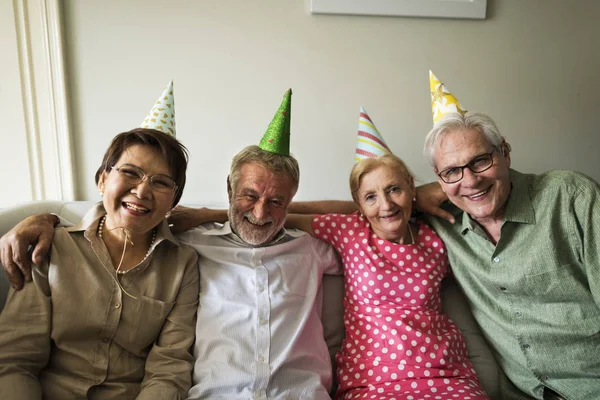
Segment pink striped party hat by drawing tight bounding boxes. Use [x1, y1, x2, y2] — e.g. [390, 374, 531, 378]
[355, 106, 392, 163]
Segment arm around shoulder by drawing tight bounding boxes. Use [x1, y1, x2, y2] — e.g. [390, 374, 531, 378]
[288, 200, 357, 215]
[0, 212, 59, 290]
[285, 214, 316, 236]
[168, 206, 228, 234]
[286, 201, 358, 236]
[415, 182, 455, 224]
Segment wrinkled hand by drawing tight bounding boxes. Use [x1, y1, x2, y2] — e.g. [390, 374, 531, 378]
[167, 206, 228, 234]
[0, 213, 58, 289]
[414, 182, 455, 223]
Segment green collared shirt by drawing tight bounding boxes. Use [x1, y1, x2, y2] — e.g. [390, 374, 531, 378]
[426, 169, 600, 400]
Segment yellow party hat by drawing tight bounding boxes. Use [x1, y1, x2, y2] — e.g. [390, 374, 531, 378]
[429, 70, 467, 124]
[140, 80, 176, 136]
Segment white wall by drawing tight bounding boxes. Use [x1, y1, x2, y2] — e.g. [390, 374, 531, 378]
[18, 0, 600, 207]
[1, 0, 74, 209]
[0, 1, 32, 206]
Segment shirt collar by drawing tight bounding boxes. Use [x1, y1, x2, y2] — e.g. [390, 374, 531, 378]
[201, 221, 305, 246]
[460, 168, 535, 234]
[68, 202, 180, 249]
[502, 168, 535, 224]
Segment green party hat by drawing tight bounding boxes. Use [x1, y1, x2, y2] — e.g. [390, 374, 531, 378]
[258, 89, 292, 156]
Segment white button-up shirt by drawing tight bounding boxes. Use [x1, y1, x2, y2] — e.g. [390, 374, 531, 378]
[178, 222, 342, 400]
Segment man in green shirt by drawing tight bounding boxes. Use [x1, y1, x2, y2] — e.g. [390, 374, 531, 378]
[422, 111, 600, 400]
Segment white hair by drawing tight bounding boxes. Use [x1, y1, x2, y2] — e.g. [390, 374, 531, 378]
[423, 112, 505, 169]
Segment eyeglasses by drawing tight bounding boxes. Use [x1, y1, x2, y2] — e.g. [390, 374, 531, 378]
[437, 149, 497, 184]
[111, 164, 178, 193]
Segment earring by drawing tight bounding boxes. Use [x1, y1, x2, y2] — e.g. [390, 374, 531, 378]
[413, 197, 416, 201]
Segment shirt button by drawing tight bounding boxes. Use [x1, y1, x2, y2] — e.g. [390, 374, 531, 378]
[515, 311, 522, 317]
[493, 257, 500, 263]
[523, 344, 530, 349]
[258, 286, 265, 293]
[259, 318, 267, 325]
[114, 303, 121, 309]
[257, 356, 265, 363]
[540, 375, 548, 381]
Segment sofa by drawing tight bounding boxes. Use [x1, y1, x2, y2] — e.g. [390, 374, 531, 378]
[0, 200, 503, 398]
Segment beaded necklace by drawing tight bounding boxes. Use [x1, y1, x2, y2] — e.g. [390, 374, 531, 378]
[97, 215, 156, 274]
[97, 215, 156, 300]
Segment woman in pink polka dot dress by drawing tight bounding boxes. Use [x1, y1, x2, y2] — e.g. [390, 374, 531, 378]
[287, 155, 489, 400]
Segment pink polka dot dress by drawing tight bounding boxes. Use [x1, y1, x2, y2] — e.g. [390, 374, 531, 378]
[313, 212, 489, 400]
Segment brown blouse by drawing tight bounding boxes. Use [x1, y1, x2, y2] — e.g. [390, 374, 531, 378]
[0, 204, 199, 399]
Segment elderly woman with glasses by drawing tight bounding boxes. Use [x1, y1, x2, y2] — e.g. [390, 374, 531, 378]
[0, 128, 199, 399]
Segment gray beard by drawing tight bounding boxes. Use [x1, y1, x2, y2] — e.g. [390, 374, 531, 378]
[227, 204, 285, 246]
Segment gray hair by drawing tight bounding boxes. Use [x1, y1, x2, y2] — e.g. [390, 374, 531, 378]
[423, 112, 504, 169]
[229, 145, 300, 195]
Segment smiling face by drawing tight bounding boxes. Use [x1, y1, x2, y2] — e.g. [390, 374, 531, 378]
[433, 128, 511, 225]
[98, 144, 175, 241]
[355, 164, 416, 243]
[227, 162, 295, 246]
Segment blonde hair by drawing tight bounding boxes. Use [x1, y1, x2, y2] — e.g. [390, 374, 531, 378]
[349, 154, 414, 202]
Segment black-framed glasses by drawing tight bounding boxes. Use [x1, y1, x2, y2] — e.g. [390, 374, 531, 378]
[437, 148, 497, 184]
[111, 164, 177, 193]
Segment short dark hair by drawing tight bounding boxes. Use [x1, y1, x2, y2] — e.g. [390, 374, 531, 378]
[95, 128, 189, 206]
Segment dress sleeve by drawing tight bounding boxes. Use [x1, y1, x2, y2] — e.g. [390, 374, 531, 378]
[0, 262, 52, 399]
[137, 249, 199, 400]
[312, 212, 359, 249]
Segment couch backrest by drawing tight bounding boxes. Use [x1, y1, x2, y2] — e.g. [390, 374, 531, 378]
[0, 200, 502, 398]
[0, 201, 100, 310]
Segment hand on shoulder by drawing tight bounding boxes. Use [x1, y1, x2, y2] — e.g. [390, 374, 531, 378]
[0, 213, 58, 289]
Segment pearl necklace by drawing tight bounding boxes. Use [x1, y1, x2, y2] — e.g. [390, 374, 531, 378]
[97, 215, 156, 275]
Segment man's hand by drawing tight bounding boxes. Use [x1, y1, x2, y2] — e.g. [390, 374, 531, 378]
[0, 213, 58, 289]
[414, 182, 455, 223]
[168, 206, 228, 234]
